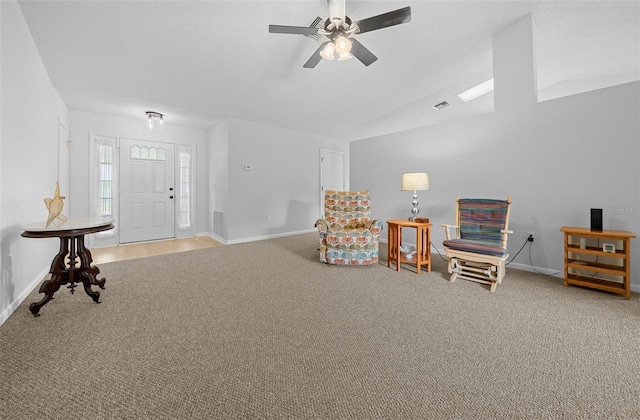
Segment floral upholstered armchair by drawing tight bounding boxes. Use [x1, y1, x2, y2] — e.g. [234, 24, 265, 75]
[315, 190, 383, 266]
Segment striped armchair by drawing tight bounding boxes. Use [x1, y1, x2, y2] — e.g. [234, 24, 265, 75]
[442, 196, 513, 292]
[315, 190, 383, 266]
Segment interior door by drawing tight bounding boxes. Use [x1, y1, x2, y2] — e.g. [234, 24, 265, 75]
[119, 138, 175, 243]
[320, 149, 346, 218]
[57, 121, 69, 210]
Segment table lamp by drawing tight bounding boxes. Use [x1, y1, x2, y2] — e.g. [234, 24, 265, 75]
[401, 172, 430, 221]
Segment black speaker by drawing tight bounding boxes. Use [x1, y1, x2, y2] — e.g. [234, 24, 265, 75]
[590, 208, 603, 232]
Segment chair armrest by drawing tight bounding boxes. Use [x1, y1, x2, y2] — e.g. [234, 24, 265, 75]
[441, 224, 458, 241]
[367, 220, 383, 237]
[315, 219, 329, 233]
[499, 229, 513, 249]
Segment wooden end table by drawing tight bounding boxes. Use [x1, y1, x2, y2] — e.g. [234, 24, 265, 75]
[560, 226, 635, 300]
[22, 217, 114, 316]
[387, 219, 432, 274]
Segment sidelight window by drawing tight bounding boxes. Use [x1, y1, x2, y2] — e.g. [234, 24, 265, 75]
[177, 146, 192, 231]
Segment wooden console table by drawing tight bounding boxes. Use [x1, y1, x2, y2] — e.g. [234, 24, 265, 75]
[22, 217, 114, 316]
[387, 219, 432, 274]
[560, 226, 635, 300]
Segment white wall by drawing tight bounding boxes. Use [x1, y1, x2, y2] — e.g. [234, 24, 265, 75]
[214, 118, 349, 243]
[1, 1, 69, 323]
[352, 81, 639, 281]
[351, 16, 640, 291]
[68, 109, 210, 237]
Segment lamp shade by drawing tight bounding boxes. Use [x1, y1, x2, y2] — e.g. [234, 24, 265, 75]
[401, 172, 430, 191]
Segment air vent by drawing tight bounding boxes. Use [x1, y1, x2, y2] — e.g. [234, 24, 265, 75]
[213, 211, 224, 236]
[433, 101, 449, 111]
[305, 17, 325, 41]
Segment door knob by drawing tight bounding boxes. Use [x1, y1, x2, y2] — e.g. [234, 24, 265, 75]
[169, 187, 173, 191]
[169, 195, 174, 199]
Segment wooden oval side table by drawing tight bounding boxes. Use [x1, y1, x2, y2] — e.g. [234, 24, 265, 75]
[22, 217, 114, 316]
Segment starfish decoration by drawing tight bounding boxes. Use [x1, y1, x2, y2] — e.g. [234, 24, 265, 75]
[44, 182, 68, 227]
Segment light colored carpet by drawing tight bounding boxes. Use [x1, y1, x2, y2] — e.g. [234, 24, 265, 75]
[1, 233, 639, 419]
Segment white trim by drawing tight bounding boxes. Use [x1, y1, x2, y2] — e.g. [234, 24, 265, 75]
[0, 266, 48, 326]
[57, 120, 70, 212]
[505, 261, 562, 277]
[89, 133, 119, 248]
[199, 231, 228, 245]
[225, 228, 316, 245]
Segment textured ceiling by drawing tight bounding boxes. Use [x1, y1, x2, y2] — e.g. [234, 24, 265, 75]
[18, 0, 640, 141]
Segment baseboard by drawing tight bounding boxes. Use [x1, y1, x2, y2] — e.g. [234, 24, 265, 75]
[197, 231, 228, 245]
[0, 266, 48, 326]
[505, 262, 563, 277]
[198, 229, 316, 245]
[226, 229, 316, 245]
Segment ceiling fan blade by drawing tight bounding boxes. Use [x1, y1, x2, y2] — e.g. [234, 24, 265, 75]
[269, 25, 320, 36]
[350, 39, 378, 66]
[353, 6, 412, 34]
[303, 41, 331, 68]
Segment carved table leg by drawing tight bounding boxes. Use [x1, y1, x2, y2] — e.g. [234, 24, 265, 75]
[74, 235, 102, 303]
[67, 235, 78, 294]
[29, 237, 70, 317]
[77, 236, 106, 289]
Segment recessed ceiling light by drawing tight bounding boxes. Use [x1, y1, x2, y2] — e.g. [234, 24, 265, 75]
[457, 78, 494, 102]
[433, 101, 449, 110]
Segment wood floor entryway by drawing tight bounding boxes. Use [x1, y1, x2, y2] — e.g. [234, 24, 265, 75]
[91, 236, 223, 264]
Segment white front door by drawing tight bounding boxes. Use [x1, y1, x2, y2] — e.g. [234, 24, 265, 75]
[119, 138, 175, 244]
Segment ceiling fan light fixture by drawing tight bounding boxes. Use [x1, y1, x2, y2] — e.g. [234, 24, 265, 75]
[269, 4, 411, 68]
[334, 35, 352, 54]
[320, 42, 336, 60]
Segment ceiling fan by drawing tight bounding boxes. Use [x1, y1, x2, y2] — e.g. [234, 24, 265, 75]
[268, 0, 412, 68]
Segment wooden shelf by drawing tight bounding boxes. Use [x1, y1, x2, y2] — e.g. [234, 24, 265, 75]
[560, 226, 635, 300]
[566, 244, 627, 258]
[566, 274, 626, 294]
[567, 259, 626, 275]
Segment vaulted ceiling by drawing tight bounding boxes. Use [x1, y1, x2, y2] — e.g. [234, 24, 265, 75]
[19, 0, 640, 141]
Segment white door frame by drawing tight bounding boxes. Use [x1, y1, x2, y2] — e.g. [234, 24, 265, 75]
[88, 133, 119, 248]
[88, 133, 197, 247]
[319, 148, 346, 218]
[57, 120, 70, 210]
